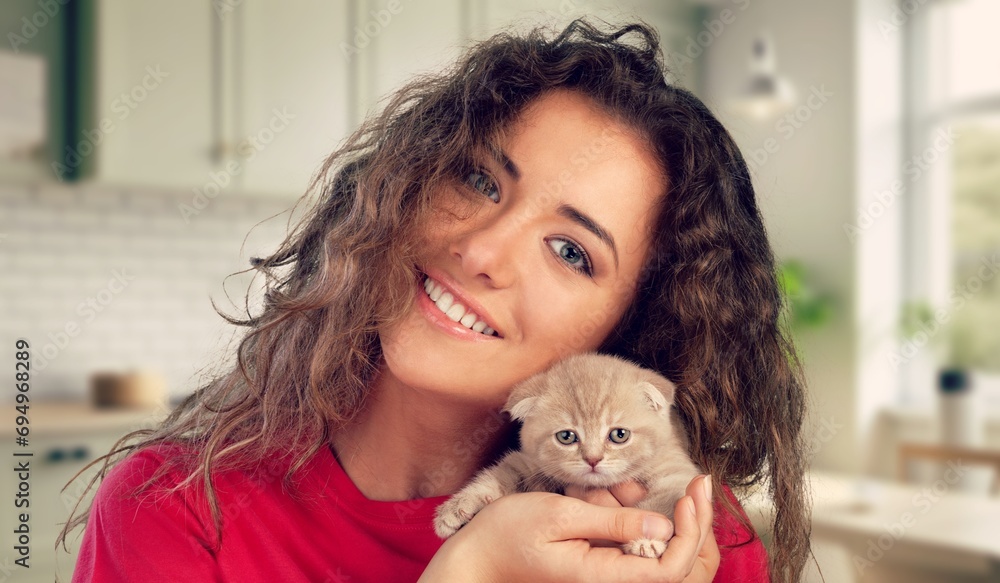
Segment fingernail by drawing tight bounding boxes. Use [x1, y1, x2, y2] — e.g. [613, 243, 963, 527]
[703, 474, 713, 500]
[643, 515, 671, 540]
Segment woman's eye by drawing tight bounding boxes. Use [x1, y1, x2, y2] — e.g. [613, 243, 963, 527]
[555, 430, 578, 445]
[465, 170, 500, 203]
[608, 428, 630, 444]
[547, 238, 593, 277]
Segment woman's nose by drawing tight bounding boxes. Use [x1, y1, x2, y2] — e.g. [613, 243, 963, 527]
[448, 207, 526, 288]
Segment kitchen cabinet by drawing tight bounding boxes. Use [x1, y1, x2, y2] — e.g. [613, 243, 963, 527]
[467, 0, 700, 91]
[350, 0, 699, 121]
[89, 1, 351, 199]
[0, 403, 167, 582]
[233, 1, 351, 198]
[352, 0, 465, 121]
[82, 1, 692, 196]
[89, 0, 216, 191]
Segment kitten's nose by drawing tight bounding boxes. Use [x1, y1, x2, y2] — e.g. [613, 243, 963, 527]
[585, 456, 603, 468]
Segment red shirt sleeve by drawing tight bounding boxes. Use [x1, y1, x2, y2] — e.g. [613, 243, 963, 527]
[71, 446, 222, 583]
[712, 485, 770, 582]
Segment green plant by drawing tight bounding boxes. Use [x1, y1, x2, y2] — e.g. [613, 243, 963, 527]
[777, 260, 834, 333]
[898, 298, 1000, 371]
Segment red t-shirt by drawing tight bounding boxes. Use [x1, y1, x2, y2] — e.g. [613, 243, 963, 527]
[72, 444, 769, 582]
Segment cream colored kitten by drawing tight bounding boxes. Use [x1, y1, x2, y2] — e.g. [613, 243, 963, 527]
[433, 352, 702, 558]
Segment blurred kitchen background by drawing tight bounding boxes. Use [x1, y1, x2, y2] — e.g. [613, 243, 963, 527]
[1, 0, 999, 581]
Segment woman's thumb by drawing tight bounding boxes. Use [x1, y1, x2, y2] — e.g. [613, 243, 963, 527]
[560, 502, 674, 543]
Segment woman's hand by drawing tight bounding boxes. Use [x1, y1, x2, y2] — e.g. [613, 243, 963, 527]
[565, 480, 653, 546]
[420, 475, 719, 583]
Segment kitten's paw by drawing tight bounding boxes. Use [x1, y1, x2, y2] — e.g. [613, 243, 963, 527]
[622, 537, 668, 559]
[432, 490, 496, 539]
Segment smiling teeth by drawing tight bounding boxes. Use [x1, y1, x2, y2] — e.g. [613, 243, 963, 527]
[423, 276, 496, 336]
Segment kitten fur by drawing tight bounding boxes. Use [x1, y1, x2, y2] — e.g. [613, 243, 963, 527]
[433, 352, 702, 558]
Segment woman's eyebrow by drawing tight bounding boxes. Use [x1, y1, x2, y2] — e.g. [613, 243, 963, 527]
[492, 147, 521, 180]
[556, 204, 619, 272]
[493, 147, 620, 272]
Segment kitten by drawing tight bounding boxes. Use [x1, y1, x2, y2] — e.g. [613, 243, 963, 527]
[433, 352, 702, 558]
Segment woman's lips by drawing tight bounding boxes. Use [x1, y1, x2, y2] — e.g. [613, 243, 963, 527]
[414, 274, 502, 342]
[417, 267, 504, 336]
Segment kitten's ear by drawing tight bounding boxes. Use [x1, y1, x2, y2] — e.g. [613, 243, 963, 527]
[638, 382, 669, 417]
[637, 373, 677, 418]
[505, 396, 539, 421]
[503, 374, 547, 421]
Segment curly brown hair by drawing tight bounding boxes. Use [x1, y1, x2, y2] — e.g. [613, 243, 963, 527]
[59, 18, 811, 581]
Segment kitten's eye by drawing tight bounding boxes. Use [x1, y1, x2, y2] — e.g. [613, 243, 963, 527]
[555, 430, 578, 445]
[608, 428, 630, 444]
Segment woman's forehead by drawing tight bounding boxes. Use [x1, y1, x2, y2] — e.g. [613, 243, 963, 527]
[502, 90, 661, 184]
[498, 90, 665, 264]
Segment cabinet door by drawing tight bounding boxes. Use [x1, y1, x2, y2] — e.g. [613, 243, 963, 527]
[353, 0, 466, 118]
[469, 1, 698, 89]
[93, 0, 215, 190]
[235, 1, 352, 199]
[0, 431, 135, 582]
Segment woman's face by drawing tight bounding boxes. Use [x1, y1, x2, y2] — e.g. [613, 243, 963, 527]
[380, 89, 666, 408]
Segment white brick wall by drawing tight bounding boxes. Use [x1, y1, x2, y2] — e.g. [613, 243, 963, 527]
[0, 181, 295, 403]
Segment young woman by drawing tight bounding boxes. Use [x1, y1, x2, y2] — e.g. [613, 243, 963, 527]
[63, 19, 810, 582]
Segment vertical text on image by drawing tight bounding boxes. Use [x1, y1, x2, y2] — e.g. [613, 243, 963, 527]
[12, 339, 33, 569]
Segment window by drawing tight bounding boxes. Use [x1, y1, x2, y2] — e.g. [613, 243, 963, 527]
[904, 0, 1000, 406]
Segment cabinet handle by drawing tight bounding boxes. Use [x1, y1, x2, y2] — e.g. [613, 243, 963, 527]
[44, 446, 91, 464]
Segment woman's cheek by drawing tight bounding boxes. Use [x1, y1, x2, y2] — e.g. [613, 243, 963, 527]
[554, 299, 628, 353]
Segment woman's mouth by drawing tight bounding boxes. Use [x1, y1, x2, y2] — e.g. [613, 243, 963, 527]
[420, 274, 499, 337]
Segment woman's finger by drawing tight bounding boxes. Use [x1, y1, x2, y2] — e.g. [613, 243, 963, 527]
[565, 485, 622, 507]
[550, 496, 674, 544]
[564, 480, 648, 508]
[608, 480, 648, 507]
[656, 496, 700, 577]
[657, 475, 714, 577]
[562, 486, 643, 549]
[689, 475, 713, 553]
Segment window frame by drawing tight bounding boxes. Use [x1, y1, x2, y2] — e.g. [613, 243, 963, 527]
[901, 0, 1000, 408]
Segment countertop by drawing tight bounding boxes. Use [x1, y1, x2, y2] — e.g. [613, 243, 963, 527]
[1, 400, 170, 436]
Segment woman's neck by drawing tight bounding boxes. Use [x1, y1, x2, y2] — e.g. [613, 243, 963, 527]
[329, 368, 516, 501]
